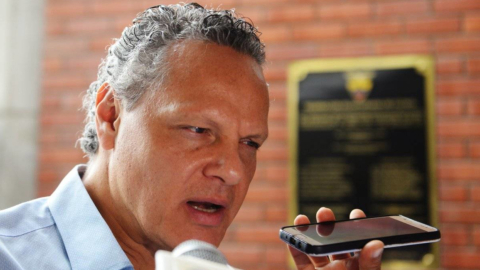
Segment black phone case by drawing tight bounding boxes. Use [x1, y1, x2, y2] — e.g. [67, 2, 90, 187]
[279, 216, 441, 256]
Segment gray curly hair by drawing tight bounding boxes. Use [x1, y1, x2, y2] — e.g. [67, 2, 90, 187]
[78, 3, 265, 157]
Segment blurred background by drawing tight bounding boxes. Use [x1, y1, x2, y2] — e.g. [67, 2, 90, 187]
[1, 0, 480, 269]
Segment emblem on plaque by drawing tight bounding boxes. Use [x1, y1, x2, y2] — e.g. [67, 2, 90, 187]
[344, 70, 375, 102]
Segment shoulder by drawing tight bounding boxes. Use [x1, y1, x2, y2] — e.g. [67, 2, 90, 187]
[0, 197, 54, 237]
[0, 198, 71, 270]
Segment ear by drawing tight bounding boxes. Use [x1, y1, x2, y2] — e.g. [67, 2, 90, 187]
[95, 82, 121, 151]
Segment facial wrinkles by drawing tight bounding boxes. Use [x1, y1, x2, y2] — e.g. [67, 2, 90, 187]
[155, 101, 179, 115]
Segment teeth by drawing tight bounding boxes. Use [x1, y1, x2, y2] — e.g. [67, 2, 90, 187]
[192, 205, 217, 213]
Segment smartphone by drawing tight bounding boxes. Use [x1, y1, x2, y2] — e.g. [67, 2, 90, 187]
[279, 215, 441, 256]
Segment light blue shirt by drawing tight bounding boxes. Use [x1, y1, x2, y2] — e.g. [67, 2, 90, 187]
[0, 165, 134, 270]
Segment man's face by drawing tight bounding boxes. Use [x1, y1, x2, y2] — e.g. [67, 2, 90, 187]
[109, 41, 269, 250]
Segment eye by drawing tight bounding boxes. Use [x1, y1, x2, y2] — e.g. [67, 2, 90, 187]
[187, 126, 208, 134]
[243, 140, 260, 149]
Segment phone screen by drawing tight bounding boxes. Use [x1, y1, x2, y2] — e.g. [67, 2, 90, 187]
[293, 217, 427, 245]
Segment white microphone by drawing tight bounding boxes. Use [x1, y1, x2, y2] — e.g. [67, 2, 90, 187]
[155, 239, 242, 270]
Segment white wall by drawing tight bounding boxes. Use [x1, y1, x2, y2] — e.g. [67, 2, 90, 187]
[0, 0, 45, 209]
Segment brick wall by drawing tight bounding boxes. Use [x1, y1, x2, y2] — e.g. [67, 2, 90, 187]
[40, 0, 480, 269]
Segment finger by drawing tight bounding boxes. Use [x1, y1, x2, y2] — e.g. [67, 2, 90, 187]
[325, 208, 352, 261]
[349, 209, 366, 219]
[288, 245, 316, 270]
[288, 215, 316, 270]
[295, 214, 310, 226]
[316, 207, 335, 223]
[349, 209, 367, 257]
[306, 208, 334, 267]
[358, 240, 384, 270]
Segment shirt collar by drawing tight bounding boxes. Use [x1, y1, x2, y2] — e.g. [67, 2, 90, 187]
[48, 165, 133, 270]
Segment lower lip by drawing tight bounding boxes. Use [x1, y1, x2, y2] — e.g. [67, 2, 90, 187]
[185, 203, 225, 226]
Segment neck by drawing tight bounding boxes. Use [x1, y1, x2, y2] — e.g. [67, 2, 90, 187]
[82, 153, 157, 270]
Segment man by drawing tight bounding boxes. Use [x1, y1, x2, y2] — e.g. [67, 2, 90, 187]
[0, 3, 383, 270]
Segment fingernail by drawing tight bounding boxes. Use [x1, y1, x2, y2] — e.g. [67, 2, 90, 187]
[372, 248, 383, 259]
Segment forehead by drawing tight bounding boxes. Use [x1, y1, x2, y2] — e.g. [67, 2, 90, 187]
[147, 40, 269, 124]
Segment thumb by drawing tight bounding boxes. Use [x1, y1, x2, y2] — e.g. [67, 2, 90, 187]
[359, 240, 384, 270]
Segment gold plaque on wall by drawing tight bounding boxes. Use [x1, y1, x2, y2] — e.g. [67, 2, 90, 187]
[287, 55, 438, 269]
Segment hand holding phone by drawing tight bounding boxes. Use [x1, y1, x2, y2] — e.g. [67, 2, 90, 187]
[286, 208, 384, 270]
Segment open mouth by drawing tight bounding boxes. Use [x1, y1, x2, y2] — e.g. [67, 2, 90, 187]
[187, 201, 224, 213]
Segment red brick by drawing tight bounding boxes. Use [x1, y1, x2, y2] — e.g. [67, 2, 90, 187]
[38, 170, 61, 184]
[235, 7, 267, 24]
[267, 44, 319, 61]
[37, 182, 61, 198]
[200, 0, 238, 9]
[257, 145, 288, 161]
[65, 55, 104, 71]
[44, 38, 88, 56]
[437, 79, 480, 96]
[467, 99, 480, 115]
[465, 15, 480, 32]
[439, 185, 468, 201]
[437, 162, 480, 180]
[265, 123, 287, 141]
[442, 249, 480, 268]
[437, 140, 466, 158]
[436, 98, 465, 116]
[318, 3, 371, 20]
[65, 18, 114, 36]
[39, 148, 85, 164]
[259, 25, 291, 43]
[46, 2, 89, 18]
[219, 243, 264, 265]
[46, 22, 64, 36]
[90, 1, 137, 15]
[40, 112, 84, 126]
[377, 0, 429, 16]
[470, 141, 480, 158]
[245, 184, 287, 203]
[438, 119, 480, 138]
[435, 0, 480, 12]
[42, 58, 63, 73]
[375, 39, 431, 55]
[472, 185, 480, 201]
[268, 82, 287, 101]
[234, 203, 264, 222]
[406, 17, 461, 34]
[436, 58, 463, 74]
[436, 37, 480, 53]
[474, 227, 480, 245]
[348, 21, 403, 37]
[267, 6, 315, 23]
[268, 105, 287, 122]
[265, 165, 288, 182]
[467, 58, 480, 74]
[43, 76, 89, 92]
[42, 94, 84, 112]
[240, 0, 289, 5]
[234, 224, 280, 243]
[292, 23, 345, 41]
[264, 63, 287, 82]
[440, 226, 469, 245]
[89, 37, 115, 52]
[441, 208, 480, 223]
[265, 204, 288, 222]
[265, 245, 287, 264]
[252, 165, 267, 182]
[40, 128, 83, 146]
[319, 42, 372, 58]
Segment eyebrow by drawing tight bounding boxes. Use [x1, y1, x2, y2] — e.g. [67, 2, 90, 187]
[243, 133, 269, 142]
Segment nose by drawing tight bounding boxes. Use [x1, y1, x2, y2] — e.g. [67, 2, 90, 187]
[204, 141, 244, 186]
